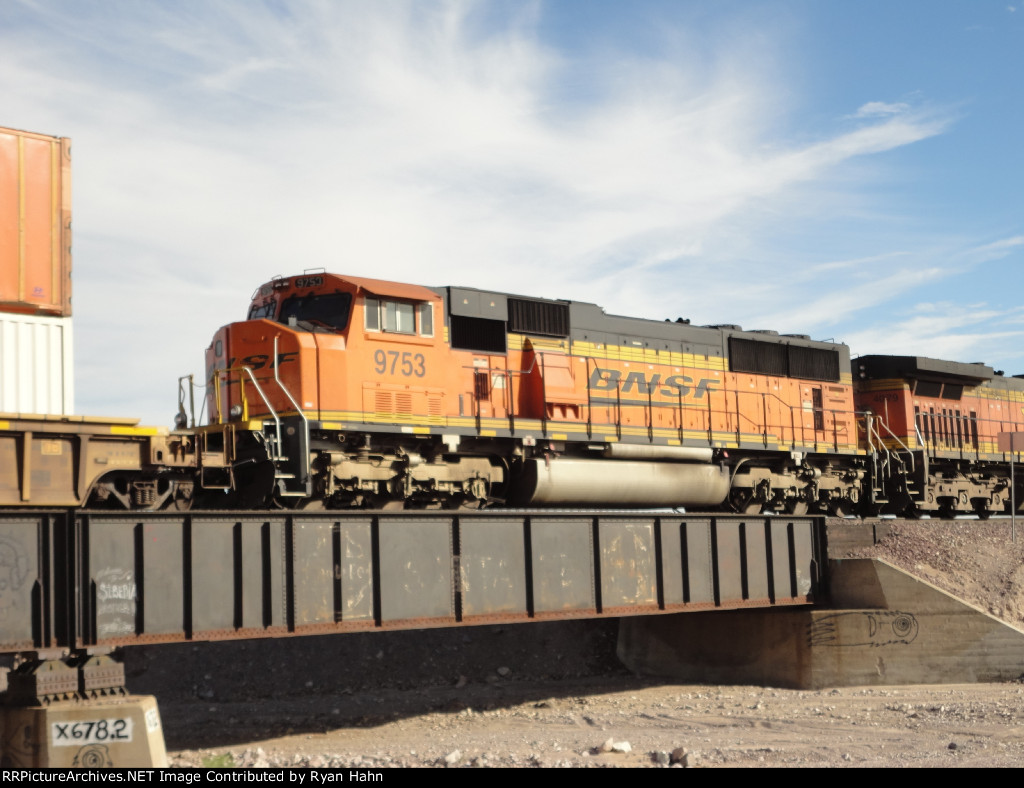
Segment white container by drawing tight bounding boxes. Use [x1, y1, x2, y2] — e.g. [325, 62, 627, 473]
[0, 311, 73, 415]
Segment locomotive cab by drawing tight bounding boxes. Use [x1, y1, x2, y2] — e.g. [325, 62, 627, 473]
[198, 273, 499, 509]
[205, 273, 442, 424]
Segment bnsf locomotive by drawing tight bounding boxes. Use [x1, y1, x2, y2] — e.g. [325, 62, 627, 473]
[3, 272, 1022, 516]
[182, 272, 1020, 517]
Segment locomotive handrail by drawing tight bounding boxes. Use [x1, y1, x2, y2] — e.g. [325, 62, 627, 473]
[459, 355, 537, 436]
[176, 374, 196, 429]
[457, 351, 855, 457]
[730, 388, 853, 453]
[859, 412, 916, 501]
[731, 399, 778, 444]
[272, 335, 310, 491]
[741, 389, 814, 448]
[463, 351, 858, 454]
[860, 412, 887, 489]
[540, 352, 548, 437]
[176, 374, 212, 430]
[211, 365, 284, 462]
[872, 415, 916, 473]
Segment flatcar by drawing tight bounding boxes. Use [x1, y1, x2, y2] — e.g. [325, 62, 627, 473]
[0, 413, 195, 509]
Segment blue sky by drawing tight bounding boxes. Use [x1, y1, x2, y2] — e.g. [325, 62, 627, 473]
[2, 0, 1022, 426]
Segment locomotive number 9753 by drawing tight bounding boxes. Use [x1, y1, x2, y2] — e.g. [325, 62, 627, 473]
[373, 349, 426, 377]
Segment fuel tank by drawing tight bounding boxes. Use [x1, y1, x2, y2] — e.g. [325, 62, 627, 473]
[517, 458, 730, 508]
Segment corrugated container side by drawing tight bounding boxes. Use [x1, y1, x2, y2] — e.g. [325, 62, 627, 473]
[0, 126, 73, 316]
[0, 313, 74, 415]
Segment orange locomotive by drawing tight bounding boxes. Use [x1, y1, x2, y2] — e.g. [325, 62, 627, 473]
[193, 272, 867, 512]
[854, 356, 1024, 518]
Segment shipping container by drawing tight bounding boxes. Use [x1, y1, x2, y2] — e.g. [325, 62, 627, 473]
[0, 312, 73, 415]
[0, 126, 72, 316]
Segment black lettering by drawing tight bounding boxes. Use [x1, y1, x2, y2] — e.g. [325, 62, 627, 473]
[660, 375, 692, 397]
[693, 378, 718, 398]
[621, 371, 660, 394]
[588, 368, 620, 390]
[241, 354, 269, 370]
[275, 351, 299, 368]
[587, 367, 717, 400]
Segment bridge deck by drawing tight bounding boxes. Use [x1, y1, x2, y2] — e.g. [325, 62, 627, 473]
[0, 510, 824, 654]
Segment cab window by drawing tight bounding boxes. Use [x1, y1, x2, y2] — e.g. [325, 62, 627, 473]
[417, 303, 434, 337]
[278, 292, 352, 330]
[248, 302, 275, 320]
[365, 297, 434, 336]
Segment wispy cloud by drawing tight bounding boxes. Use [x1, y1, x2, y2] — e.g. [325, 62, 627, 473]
[961, 235, 1024, 264]
[843, 303, 1024, 366]
[0, 0, 1003, 423]
[852, 101, 911, 118]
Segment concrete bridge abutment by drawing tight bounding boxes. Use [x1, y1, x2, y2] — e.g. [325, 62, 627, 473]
[617, 558, 1024, 688]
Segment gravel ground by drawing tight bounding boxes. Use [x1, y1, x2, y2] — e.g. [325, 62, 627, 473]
[120, 518, 1024, 768]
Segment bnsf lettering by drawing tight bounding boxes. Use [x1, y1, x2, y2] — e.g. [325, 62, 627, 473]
[229, 351, 300, 371]
[206, 351, 299, 382]
[587, 367, 718, 398]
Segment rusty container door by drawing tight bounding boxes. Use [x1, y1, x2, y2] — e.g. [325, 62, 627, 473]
[0, 127, 72, 317]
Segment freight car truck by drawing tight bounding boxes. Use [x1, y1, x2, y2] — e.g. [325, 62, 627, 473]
[0, 412, 197, 509]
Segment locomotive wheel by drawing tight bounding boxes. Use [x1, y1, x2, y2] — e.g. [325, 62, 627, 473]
[283, 497, 325, 511]
[444, 496, 484, 511]
[729, 490, 763, 515]
[376, 498, 406, 511]
[784, 500, 809, 516]
[828, 499, 857, 518]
